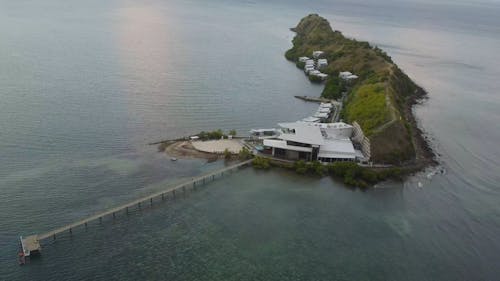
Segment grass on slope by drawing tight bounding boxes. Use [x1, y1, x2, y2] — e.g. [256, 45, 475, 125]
[345, 83, 390, 136]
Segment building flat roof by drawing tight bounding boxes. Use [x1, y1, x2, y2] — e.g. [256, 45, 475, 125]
[278, 122, 325, 145]
[313, 112, 329, 118]
[302, 116, 320, 122]
[318, 138, 356, 157]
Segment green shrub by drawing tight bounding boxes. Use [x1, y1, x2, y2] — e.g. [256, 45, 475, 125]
[308, 75, 324, 83]
[252, 157, 270, 169]
[361, 169, 378, 184]
[345, 83, 390, 136]
[198, 129, 225, 140]
[328, 162, 359, 177]
[311, 161, 325, 176]
[294, 160, 308, 174]
[321, 76, 344, 100]
[224, 148, 231, 160]
[238, 147, 253, 160]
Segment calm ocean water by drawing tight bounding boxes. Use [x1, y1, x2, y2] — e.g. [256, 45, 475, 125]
[1, 0, 499, 280]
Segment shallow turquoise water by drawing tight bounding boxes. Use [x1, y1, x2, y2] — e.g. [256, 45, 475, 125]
[1, 0, 499, 280]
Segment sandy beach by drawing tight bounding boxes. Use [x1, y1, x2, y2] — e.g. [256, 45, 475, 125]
[164, 139, 244, 160]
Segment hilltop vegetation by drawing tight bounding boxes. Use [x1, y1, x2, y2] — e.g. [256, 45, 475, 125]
[345, 83, 389, 136]
[286, 14, 432, 165]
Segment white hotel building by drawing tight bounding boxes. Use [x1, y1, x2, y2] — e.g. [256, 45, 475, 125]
[262, 121, 356, 162]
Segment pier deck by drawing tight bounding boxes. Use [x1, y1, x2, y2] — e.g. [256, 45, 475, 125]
[26, 159, 253, 244]
[20, 235, 41, 257]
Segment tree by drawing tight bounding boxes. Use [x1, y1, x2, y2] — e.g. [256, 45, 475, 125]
[252, 157, 270, 169]
[229, 129, 237, 136]
[223, 148, 232, 160]
[238, 147, 253, 160]
[310, 161, 325, 176]
[294, 160, 307, 174]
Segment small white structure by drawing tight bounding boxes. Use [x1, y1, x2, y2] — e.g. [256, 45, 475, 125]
[298, 56, 310, 62]
[317, 108, 331, 114]
[304, 65, 315, 74]
[312, 51, 325, 59]
[320, 103, 333, 108]
[190, 136, 200, 141]
[301, 116, 321, 123]
[305, 59, 315, 66]
[317, 58, 328, 69]
[309, 70, 321, 76]
[315, 73, 328, 80]
[313, 112, 329, 119]
[339, 71, 353, 79]
[339, 71, 359, 81]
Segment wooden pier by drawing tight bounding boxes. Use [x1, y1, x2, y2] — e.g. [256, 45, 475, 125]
[21, 159, 253, 254]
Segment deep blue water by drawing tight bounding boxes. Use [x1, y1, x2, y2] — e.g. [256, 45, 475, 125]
[1, 0, 499, 280]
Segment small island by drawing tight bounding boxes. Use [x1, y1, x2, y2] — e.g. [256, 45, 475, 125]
[285, 14, 434, 167]
[159, 15, 436, 187]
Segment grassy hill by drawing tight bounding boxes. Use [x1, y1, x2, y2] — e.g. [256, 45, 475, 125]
[286, 14, 432, 165]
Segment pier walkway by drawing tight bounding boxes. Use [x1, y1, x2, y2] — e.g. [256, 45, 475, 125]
[21, 159, 253, 254]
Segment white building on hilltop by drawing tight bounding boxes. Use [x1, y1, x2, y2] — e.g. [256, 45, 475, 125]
[262, 122, 356, 162]
[339, 71, 359, 81]
[312, 51, 325, 59]
[317, 58, 328, 69]
[298, 56, 310, 62]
